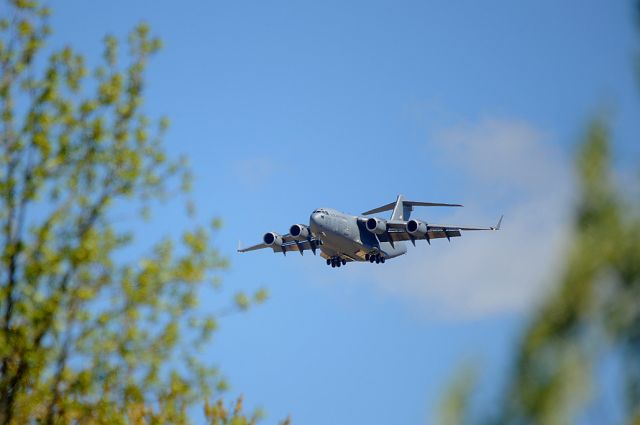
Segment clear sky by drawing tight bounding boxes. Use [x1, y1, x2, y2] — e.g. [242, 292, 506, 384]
[51, 1, 639, 423]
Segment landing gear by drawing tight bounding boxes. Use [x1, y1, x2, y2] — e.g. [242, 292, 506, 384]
[367, 253, 385, 264]
[328, 256, 346, 268]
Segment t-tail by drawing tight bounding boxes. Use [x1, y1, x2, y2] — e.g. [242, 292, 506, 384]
[362, 194, 463, 220]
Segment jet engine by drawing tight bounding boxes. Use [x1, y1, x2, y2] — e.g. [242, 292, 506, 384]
[366, 218, 387, 234]
[289, 224, 310, 240]
[263, 232, 283, 246]
[406, 219, 428, 236]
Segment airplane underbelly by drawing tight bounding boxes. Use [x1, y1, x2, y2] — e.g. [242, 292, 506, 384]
[378, 242, 407, 259]
[320, 229, 367, 261]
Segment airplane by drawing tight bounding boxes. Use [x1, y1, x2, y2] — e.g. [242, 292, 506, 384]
[238, 195, 502, 268]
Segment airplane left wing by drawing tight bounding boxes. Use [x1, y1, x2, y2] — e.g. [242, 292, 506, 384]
[419, 218, 503, 232]
[381, 228, 461, 243]
[379, 215, 502, 244]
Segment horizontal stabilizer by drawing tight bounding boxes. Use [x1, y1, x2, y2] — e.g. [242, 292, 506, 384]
[362, 201, 462, 215]
[362, 195, 462, 220]
[361, 201, 396, 216]
[406, 201, 463, 208]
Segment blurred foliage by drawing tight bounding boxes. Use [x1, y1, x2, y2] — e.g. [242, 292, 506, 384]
[438, 3, 640, 424]
[203, 396, 291, 425]
[499, 119, 640, 425]
[0, 1, 270, 423]
[438, 364, 478, 425]
[438, 110, 640, 425]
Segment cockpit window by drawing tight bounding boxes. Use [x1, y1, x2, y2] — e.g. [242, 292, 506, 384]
[314, 208, 328, 215]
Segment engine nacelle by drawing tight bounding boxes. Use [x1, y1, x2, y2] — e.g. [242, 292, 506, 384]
[406, 219, 428, 236]
[366, 218, 387, 234]
[289, 224, 310, 240]
[263, 232, 283, 246]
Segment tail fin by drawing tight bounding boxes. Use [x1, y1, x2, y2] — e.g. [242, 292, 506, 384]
[362, 195, 463, 221]
[390, 195, 408, 221]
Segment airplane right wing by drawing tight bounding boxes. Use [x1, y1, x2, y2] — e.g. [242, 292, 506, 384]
[238, 236, 323, 256]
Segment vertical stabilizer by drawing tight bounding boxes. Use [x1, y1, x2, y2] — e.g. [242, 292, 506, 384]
[390, 195, 412, 221]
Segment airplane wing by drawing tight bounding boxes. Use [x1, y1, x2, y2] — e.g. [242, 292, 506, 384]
[237, 242, 268, 253]
[380, 215, 502, 244]
[381, 227, 462, 243]
[238, 237, 323, 256]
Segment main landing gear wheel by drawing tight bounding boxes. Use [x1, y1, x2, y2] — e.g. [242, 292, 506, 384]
[328, 257, 345, 268]
[368, 253, 385, 264]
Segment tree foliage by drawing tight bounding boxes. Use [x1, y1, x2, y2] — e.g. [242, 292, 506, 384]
[438, 103, 640, 425]
[0, 1, 268, 423]
[438, 3, 640, 424]
[499, 119, 640, 425]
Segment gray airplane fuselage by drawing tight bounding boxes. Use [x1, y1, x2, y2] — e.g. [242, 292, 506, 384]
[309, 208, 406, 261]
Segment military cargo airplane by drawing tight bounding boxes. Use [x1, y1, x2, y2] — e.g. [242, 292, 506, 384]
[238, 195, 502, 268]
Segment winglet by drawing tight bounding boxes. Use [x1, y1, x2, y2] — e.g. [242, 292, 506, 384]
[491, 215, 503, 231]
[237, 240, 243, 252]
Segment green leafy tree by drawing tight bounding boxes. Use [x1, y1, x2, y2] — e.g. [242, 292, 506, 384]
[437, 3, 640, 424]
[498, 119, 640, 425]
[0, 1, 269, 423]
[437, 103, 640, 425]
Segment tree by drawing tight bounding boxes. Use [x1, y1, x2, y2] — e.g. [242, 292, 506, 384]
[497, 119, 640, 425]
[438, 98, 640, 425]
[0, 1, 268, 423]
[437, 3, 640, 424]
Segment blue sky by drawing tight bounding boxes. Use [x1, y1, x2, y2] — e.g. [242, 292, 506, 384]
[51, 1, 639, 423]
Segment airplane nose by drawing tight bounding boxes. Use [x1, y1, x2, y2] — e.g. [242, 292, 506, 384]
[310, 212, 323, 231]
